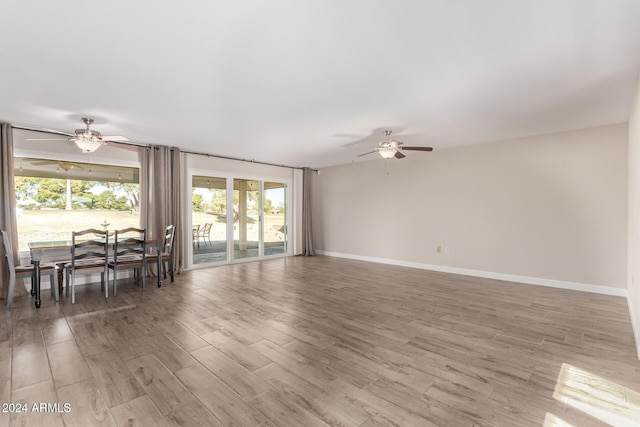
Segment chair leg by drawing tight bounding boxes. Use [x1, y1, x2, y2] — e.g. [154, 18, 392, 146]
[105, 267, 109, 299]
[65, 267, 70, 297]
[113, 268, 117, 297]
[101, 271, 108, 298]
[51, 272, 59, 303]
[71, 268, 76, 304]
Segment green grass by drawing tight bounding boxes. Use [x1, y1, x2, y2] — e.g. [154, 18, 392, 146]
[16, 209, 287, 251]
[16, 209, 139, 251]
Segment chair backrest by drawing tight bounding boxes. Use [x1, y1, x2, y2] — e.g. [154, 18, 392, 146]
[113, 227, 146, 262]
[162, 225, 176, 256]
[0, 230, 17, 279]
[202, 223, 212, 234]
[71, 229, 110, 264]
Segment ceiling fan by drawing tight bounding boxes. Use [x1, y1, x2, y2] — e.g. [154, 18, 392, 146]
[26, 117, 129, 153]
[30, 159, 84, 172]
[357, 130, 433, 159]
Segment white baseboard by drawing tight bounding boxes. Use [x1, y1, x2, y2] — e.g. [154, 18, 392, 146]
[316, 250, 628, 298]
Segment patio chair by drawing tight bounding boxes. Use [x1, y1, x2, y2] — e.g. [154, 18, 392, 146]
[198, 223, 212, 246]
[108, 227, 147, 296]
[1, 230, 59, 309]
[68, 229, 110, 304]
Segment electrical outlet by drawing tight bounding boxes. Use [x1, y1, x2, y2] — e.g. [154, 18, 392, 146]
[444, 246, 450, 254]
[436, 245, 442, 254]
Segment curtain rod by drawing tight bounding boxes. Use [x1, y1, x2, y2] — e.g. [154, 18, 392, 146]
[14, 125, 317, 172]
[179, 148, 316, 172]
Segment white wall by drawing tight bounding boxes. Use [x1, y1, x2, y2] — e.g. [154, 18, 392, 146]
[628, 76, 640, 358]
[312, 124, 628, 292]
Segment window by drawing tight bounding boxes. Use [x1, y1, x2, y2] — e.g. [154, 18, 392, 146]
[14, 157, 140, 251]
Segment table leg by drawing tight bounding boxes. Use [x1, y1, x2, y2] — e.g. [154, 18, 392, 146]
[33, 260, 41, 309]
[157, 252, 162, 288]
[57, 265, 64, 297]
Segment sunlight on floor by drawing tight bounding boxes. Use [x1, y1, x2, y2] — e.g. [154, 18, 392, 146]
[543, 412, 574, 427]
[553, 363, 640, 426]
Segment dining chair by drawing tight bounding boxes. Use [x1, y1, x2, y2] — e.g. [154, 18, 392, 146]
[108, 227, 146, 296]
[145, 224, 176, 285]
[198, 223, 212, 246]
[1, 230, 59, 309]
[68, 229, 110, 304]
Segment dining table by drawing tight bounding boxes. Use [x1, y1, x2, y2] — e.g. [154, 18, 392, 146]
[28, 238, 162, 309]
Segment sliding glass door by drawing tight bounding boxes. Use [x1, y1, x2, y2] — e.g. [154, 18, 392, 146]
[233, 178, 260, 260]
[190, 173, 289, 266]
[264, 181, 287, 255]
[192, 175, 228, 265]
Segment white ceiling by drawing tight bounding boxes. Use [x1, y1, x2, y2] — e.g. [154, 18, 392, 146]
[2, 1, 640, 169]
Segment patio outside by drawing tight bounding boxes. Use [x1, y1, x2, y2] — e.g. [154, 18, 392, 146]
[191, 211, 286, 264]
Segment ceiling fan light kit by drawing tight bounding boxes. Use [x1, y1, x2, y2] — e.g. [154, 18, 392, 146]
[357, 129, 433, 160]
[379, 148, 396, 159]
[70, 118, 104, 153]
[72, 139, 103, 153]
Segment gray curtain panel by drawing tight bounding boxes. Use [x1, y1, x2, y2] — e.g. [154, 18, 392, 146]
[302, 167, 315, 256]
[140, 145, 183, 275]
[0, 123, 28, 303]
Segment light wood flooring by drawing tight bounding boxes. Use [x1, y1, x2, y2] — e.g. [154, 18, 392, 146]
[2, 255, 640, 426]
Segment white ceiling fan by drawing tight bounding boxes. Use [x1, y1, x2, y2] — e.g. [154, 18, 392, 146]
[357, 129, 433, 159]
[26, 117, 130, 153]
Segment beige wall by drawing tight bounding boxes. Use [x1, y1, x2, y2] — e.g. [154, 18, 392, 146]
[628, 76, 640, 357]
[312, 123, 627, 290]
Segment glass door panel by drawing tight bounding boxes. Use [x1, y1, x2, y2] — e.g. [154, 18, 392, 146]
[263, 182, 287, 255]
[233, 178, 260, 260]
[192, 175, 227, 265]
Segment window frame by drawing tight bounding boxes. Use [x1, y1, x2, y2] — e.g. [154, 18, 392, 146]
[187, 168, 292, 269]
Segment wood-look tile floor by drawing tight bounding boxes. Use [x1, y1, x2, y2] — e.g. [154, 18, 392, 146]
[2, 255, 640, 426]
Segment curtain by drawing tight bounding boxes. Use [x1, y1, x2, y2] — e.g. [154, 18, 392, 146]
[0, 123, 27, 303]
[302, 167, 315, 256]
[140, 145, 183, 275]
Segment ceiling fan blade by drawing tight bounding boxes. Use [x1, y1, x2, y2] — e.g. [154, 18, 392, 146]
[42, 128, 75, 137]
[31, 159, 59, 165]
[394, 151, 406, 159]
[25, 138, 69, 141]
[356, 151, 377, 157]
[401, 146, 433, 151]
[60, 161, 84, 170]
[102, 135, 129, 142]
[104, 141, 139, 151]
[30, 159, 84, 170]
